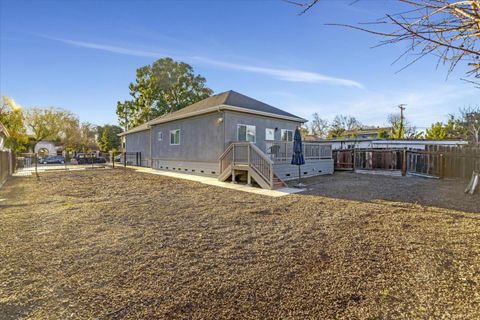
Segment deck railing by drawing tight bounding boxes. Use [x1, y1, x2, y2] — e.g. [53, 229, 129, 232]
[266, 141, 332, 163]
[219, 142, 274, 188]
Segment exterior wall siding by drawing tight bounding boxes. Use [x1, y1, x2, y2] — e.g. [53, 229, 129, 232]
[124, 109, 334, 182]
[150, 111, 225, 162]
[274, 159, 334, 181]
[223, 111, 301, 153]
[125, 130, 151, 158]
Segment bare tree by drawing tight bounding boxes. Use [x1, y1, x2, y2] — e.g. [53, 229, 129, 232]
[460, 106, 480, 146]
[326, 114, 362, 138]
[331, 114, 362, 131]
[289, 0, 480, 85]
[310, 113, 329, 138]
[387, 113, 419, 139]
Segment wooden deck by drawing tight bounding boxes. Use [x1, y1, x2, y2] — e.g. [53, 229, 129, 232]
[219, 141, 333, 189]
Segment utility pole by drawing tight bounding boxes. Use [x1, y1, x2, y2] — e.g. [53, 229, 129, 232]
[398, 104, 406, 139]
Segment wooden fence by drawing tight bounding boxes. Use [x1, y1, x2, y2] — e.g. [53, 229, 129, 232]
[333, 147, 480, 179]
[332, 149, 354, 170]
[407, 147, 480, 179]
[333, 149, 405, 172]
[0, 151, 13, 185]
[354, 149, 404, 171]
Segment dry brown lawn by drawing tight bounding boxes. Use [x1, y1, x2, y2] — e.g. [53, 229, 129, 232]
[0, 169, 479, 319]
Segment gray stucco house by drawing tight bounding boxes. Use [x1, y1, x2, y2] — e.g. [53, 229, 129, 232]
[120, 90, 333, 189]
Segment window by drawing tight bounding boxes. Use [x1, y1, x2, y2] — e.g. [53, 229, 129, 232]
[170, 129, 180, 145]
[157, 131, 163, 141]
[237, 124, 256, 142]
[265, 128, 275, 141]
[281, 129, 293, 142]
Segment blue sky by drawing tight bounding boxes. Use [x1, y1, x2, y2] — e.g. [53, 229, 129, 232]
[1, 0, 478, 129]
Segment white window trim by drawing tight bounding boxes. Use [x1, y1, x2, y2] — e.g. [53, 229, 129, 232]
[170, 129, 180, 145]
[281, 129, 294, 142]
[237, 124, 256, 143]
[265, 128, 275, 141]
[157, 131, 163, 141]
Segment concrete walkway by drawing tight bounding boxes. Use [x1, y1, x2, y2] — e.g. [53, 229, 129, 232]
[13, 165, 110, 176]
[131, 166, 303, 197]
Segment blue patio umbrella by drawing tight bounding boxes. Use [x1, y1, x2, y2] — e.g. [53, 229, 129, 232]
[291, 127, 305, 186]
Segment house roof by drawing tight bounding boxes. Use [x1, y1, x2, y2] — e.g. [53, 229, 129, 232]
[119, 90, 306, 136]
[339, 127, 391, 137]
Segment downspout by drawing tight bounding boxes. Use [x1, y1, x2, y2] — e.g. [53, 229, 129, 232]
[220, 106, 226, 150]
[220, 107, 225, 175]
[149, 125, 153, 168]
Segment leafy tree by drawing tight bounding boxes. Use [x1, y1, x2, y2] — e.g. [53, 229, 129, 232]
[377, 129, 389, 139]
[99, 130, 111, 152]
[97, 124, 123, 151]
[0, 96, 28, 151]
[26, 107, 74, 142]
[78, 122, 99, 152]
[387, 113, 417, 139]
[116, 100, 137, 131]
[426, 122, 448, 140]
[25, 107, 98, 151]
[116, 58, 213, 129]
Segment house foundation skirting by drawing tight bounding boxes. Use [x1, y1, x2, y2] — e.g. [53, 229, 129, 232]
[144, 158, 334, 182]
[273, 159, 334, 181]
[150, 159, 220, 176]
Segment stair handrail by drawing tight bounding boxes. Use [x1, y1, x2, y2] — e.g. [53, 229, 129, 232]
[219, 142, 274, 189]
[219, 143, 234, 173]
[248, 143, 274, 188]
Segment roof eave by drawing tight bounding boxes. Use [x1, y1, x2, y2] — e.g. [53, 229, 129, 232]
[118, 126, 150, 136]
[120, 104, 306, 136]
[221, 105, 307, 123]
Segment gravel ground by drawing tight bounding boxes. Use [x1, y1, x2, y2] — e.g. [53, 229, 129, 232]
[297, 171, 480, 213]
[0, 169, 479, 319]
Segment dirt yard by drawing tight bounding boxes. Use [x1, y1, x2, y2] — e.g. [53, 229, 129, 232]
[1, 169, 479, 319]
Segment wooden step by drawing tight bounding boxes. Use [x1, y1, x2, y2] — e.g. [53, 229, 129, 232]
[272, 175, 286, 189]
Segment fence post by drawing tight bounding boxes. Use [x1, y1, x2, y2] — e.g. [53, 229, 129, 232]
[352, 149, 356, 172]
[35, 153, 39, 179]
[139, 152, 142, 167]
[112, 151, 115, 169]
[402, 149, 407, 176]
[124, 152, 127, 168]
[439, 154, 445, 178]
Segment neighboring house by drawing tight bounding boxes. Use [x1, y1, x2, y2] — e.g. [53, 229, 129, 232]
[120, 90, 334, 189]
[0, 121, 10, 151]
[339, 127, 391, 139]
[34, 140, 63, 157]
[325, 138, 468, 151]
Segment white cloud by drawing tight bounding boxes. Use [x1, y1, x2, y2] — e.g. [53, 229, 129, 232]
[192, 57, 364, 88]
[45, 37, 163, 58]
[44, 36, 364, 88]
